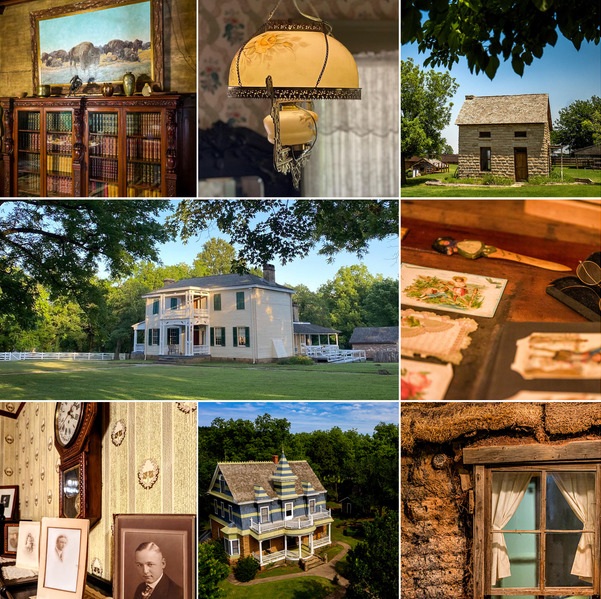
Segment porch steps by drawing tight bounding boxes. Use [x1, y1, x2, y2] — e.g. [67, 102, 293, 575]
[199, 530, 212, 543]
[156, 355, 210, 364]
[301, 555, 322, 571]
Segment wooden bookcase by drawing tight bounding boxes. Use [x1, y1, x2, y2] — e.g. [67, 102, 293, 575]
[0, 94, 195, 197]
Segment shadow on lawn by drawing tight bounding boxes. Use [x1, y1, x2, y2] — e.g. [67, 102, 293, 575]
[291, 579, 333, 599]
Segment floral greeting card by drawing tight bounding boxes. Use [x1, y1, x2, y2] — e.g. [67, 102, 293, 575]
[401, 359, 453, 401]
[401, 263, 507, 318]
[401, 309, 478, 365]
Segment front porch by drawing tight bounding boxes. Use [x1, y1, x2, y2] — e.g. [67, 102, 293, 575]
[249, 508, 332, 534]
[132, 321, 211, 357]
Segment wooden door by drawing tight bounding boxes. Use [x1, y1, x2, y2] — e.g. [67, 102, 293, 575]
[514, 148, 528, 181]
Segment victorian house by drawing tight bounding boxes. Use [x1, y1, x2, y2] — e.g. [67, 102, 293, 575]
[131, 266, 295, 362]
[208, 453, 333, 565]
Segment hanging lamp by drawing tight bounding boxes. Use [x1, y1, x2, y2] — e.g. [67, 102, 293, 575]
[227, 0, 361, 189]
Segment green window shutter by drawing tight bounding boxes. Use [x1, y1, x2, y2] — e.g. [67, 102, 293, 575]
[153, 300, 159, 314]
[214, 294, 221, 311]
[236, 291, 245, 310]
[170, 297, 177, 309]
[232, 327, 238, 347]
[245, 327, 250, 347]
[210, 327, 214, 347]
[148, 330, 152, 346]
[156, 329, 160, 344]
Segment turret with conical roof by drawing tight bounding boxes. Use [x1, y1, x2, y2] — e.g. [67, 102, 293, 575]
[269, 452, 298, 499]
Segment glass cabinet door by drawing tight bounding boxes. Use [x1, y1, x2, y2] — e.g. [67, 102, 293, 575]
[16, 111, 41, 196]
[88, 111, 119, 197]
[125, 111, 162, 197]
[45, 110, 73, 197]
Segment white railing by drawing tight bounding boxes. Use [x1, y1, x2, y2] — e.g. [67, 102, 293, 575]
[193, 344, 210, 355]
[312, 536, 330, 548]
[302, 345, 366, 363]
[161, 307, 209, 319]
[133, 343, 145, 353]
[249, 509, 331, 534]
[0, 352, 117, 361]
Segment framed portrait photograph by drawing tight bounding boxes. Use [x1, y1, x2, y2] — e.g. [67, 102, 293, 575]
[0, 485, 19, 520]
[16, 521, 42, 571]
[114, 514, 196, 599]
[36, 518, 89, 599]
[3, 523, 19, 557]
[30, 0, 164, 95]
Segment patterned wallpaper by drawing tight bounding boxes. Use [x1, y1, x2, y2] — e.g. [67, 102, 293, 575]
[198, 0, 398, 133]
[0, 402, 197, 582]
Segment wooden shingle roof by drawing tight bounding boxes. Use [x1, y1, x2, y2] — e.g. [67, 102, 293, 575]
[455, 94, 552, 129]
[349, 326, 399, 345]
[216, 459, 325, 503]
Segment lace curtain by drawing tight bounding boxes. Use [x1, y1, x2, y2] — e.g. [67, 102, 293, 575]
[491, 472, 533, 584]
[550, 472, 596, 583]
[302, 50, 399, 197]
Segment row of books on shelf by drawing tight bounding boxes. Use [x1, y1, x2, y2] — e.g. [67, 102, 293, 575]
[127, 163, 161, 187]
[47, 155, 73, 176]
[89, 156, 117, 181]
[89, 113, 118, 135]
[127, 187, 163, 197]
[46, 112, 72, 133]
[18, 155, 40, 172]
[89, 182, 120, 198]
[46, 134, 73, 154]
[19, 112, 40, 131]
[127, 137, 161, 161]
[17, 173, 40, 194]
[47, 175, 72, 195]
[126, 112, 161, 137]
[90, 135, 118, 157]
[18, 132, 40, 151]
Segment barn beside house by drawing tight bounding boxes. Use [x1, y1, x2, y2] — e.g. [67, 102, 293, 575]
[456, 94, 553, 181]
[401, 402, 601, 599]
[411, 157, 449, 177]
[349, 326, 399, 362]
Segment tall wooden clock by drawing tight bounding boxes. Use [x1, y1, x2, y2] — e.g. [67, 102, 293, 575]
[54, 402, 102, 528]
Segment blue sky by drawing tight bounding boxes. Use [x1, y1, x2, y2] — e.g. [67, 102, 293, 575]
[198, 402, 399, 435]
[154, 202, 400, 291]
[39, 2, 150, 53]
[402, 36, 601, 152]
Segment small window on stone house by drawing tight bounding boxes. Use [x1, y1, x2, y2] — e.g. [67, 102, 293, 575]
[480, 147, 492, 171]
[479, 131, 491, 138]
[515, 131, 527, 138]
[464, 441, 600, 599]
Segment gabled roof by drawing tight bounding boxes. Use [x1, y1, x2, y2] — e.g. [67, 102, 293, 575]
[574, 144, 601, 155]
[413, 158, 447, 168]
[142, 273, 293, 297]
[293, 323, 341, 335]
[212, 458, 326, 504]
[349, 326, 399, 344]
[455, 94, 552, 129]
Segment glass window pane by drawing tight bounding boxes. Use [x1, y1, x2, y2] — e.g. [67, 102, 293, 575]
[545, 533, 591, 588]
[491, 533, 539, 589]
[501, 474, 540, 531]
[546, 472, 594, 530]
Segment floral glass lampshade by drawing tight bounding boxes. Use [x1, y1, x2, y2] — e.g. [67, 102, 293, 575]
[227, 5, 361, 189]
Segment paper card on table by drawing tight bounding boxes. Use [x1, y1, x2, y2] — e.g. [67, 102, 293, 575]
[401, 263, 507, 318]
[511, 332, 601, 380]
[503, 391, 601, 401]
[401, 309, 478, 365]
[401, 359, 453, 401]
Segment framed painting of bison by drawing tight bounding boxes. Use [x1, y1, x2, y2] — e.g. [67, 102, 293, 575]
[30, 0, 163, 95]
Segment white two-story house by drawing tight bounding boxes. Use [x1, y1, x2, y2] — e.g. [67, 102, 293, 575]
[131, 265, 295, 362]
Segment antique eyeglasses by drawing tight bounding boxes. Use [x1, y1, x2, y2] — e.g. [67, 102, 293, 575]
[571, 260, 601, 311]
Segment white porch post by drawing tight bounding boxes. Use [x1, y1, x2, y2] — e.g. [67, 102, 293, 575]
[284, 534, 287, 558]
[328, 523, 331, 541]
[259, 539, 262, 566]
[159, 323, 165, 355]
[310, 534, 313, 556]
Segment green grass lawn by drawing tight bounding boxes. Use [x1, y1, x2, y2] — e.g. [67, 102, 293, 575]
[0, 360, 398, 401]
[218, 577, 338, 598]
[402, 165, 601, 197]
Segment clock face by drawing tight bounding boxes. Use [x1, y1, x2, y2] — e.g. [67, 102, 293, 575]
[55, 402, 84, 447]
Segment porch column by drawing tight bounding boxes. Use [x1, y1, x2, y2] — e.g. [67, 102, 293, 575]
[310, 534, 313, 556]
[259, 539, 262, 566]
[159, 323, 165, 355]
[284, 534, 287, 558]
[328, 523, 331, 541]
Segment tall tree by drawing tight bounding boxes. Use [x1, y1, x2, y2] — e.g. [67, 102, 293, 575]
[551, 96, 601, 151]
[401, 59, 458, 185]
[0, 200, 171, 327]
[169, 200, 398, 267]
[362, 278, 399, 327]
[191, 237, 238, 276]
[402, 1, 600, 79]
[197, 541, 229, 599]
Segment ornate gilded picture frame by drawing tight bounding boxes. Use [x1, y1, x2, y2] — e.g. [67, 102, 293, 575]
[30, 0, 163, 96]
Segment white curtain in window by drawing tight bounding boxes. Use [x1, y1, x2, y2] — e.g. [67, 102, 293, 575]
[550, 472, 596, 583]
[491, 472, 533, 584]
[302, 50, 399, 197]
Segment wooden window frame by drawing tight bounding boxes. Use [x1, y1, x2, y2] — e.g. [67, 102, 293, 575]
[285, 502, 294, 521]
[169, 297, 178, 310]
[479, 131, 491, 138]
[213, 293, 221, 311]
[152, 299, 159, 315]
[236, 291, 245, 310]
[260, 506, 270, 524]
[309, 498, 316, 514]
[464, 441, 601, 599]
[219, 474, 225, 494]
[480, 147, 492, 171]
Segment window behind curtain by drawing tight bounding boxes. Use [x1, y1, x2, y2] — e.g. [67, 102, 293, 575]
[303, 50, 399, 197]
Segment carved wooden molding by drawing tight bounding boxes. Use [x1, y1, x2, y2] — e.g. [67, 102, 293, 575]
[30, 0, 164, 96]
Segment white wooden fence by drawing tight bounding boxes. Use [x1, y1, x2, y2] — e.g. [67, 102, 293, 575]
[0, 352, 124, 361]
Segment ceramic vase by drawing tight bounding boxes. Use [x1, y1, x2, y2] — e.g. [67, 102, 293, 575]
[102, 82, 114, 97]
[123, 72, 135, 96]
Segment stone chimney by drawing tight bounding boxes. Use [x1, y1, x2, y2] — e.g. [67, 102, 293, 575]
[263, 264, 276, 283]
[292, 302, 300, 322]
[465, 94, 474, 100]
[163, 278, 175, 287]
[272, 454, 279, 464]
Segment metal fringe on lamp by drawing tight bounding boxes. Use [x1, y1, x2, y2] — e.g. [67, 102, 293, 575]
[227, 0, 361, 189]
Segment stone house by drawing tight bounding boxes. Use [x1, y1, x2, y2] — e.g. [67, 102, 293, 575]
[349, 326, 399, 361]
[401, 402, 601, 599]
[456, 94, 553, 181]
